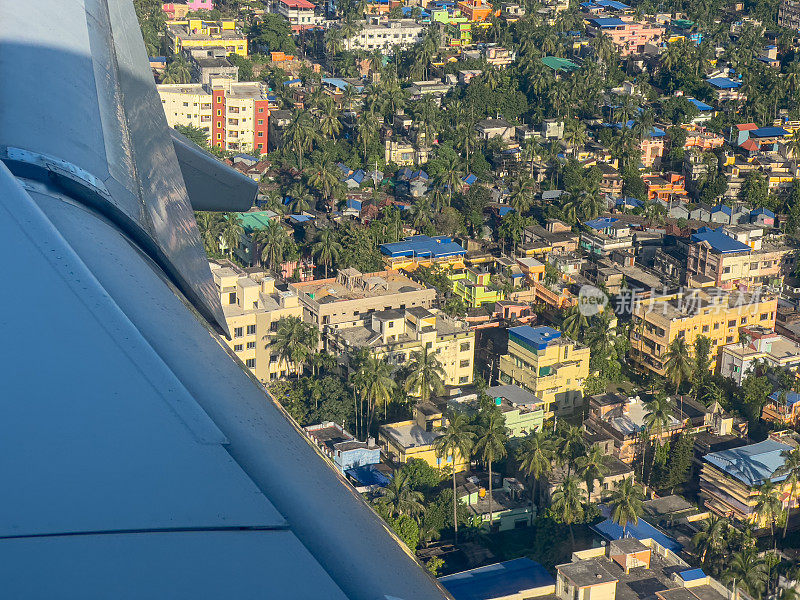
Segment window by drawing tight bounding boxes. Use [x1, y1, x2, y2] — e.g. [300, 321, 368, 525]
[270, 321, 279, 332]
[234, 327, 243, 338]
[234, 344, 243, 351]
[726, 336, 734, 343]
[728, 319, 736, 328]
[258, 119, 263, 125]
[460, 359, 470, 368]
[388, 321, 394, 328]
[246, 358, 256, 368]
[258, 131, 263, 137]
[714, 322, 721, 330]
[761, 312, 769, 320]
[740, 317, 747, 324]
[228, 292, 236, 304]
[460, 342, 471, 352]
[459, 376, 469, 383]
[702, 325, 709, 333]
[247, 325, 256, 335]
[246, 341, 256, 350]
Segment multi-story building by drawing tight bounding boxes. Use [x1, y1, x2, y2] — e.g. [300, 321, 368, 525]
[449, 384, 546, 436]
[379, 404, 471, 471]
[498, 326, 590, 418]
[687, 226, 794, 290]
[384, 138, 430, 165]
[544, 455, 633, 503]
[289, 267, 436, 330]
[345, 17, 425, 53]
[273, 0, 323, 32]
[457, 0, 495, 22]
[719, 326, 800, 385]
[379, 235, 467, 271]
[629, 288, 777, 376]
[580, 217, 634, 256]
[643, 173, 686, 203]
[448, 267, 505, 308]
[167, 19, 248, 56]
[556, 538, 737, 600]
[157, 77, 269, 152]
[585, 17, 664, 56]
[327, 306, 476, 388]
[458, 476, 533, 531]
[162, 1, 215, 19]
[700, 433, 799, 525]
[210, 262, 304, 382]
[303, 422, 380, 473]
[779, 0, 800, 29]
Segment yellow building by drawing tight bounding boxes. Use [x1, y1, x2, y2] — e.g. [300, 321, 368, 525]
[448, 267, 505, 308]
[700, 434, 799, 525]
[167, 19, 248, 56]
[498, 326, 590, 418]
[379, 235, 467, 271]
[629, 288, 777, 376]
[379, 404, 470, 472]
[328, 306, 475, 388]
[211, 262, 304, 383]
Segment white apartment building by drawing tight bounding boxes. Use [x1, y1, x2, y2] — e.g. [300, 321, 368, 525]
[157, 76, 270, 152]
[345, 17, 425, 52]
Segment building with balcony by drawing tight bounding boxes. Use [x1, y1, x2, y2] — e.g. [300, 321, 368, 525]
[585, 17, 664, 56]
[379, 404, 471, 471]
[629, 288, 777, 376]
[379, 235, 467, 271]
[210, 262, 304, 382]
[167, 19, 248, 56]
[448, 267, 505, 308]
[327, 306, 475, 388]
[498, 326, 590, 418]
[157, 77, 269, 152]
[345, 17, 425, 53]
[458, 476, 534, 531]
[289, 267, 436, 330]
[719, 326, 800, 386]
[273, 0, 323, 31]
[458, 0, 495, 21]
[449, 384, 547, 436]
[580, 217, 634, 256]
[700, 434, 799, 525]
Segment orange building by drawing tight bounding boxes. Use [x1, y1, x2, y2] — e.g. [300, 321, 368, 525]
[643, 173, 687, 203]
[457, 0, 496, 22]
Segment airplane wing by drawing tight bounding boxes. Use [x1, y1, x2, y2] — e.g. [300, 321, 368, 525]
[0, 1, 451, 598]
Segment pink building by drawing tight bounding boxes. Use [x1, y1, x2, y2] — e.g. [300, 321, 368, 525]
[163, 1, 214, 19]
[587, 17, 664, 56]
[281, 258, 315, 282]
[640, 137, 665, 168]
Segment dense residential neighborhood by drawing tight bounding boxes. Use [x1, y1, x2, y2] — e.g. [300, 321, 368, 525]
[136, 0, 800, 594]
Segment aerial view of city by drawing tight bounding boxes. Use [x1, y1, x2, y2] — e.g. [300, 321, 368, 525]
[4, 0, 800, 596]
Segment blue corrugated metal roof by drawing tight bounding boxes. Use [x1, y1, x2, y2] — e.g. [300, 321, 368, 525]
[704, 439, 792, 486]
[750, 126, 790, 138]
[463, 174, 478, 185]
[711, 204, 732, 215]
[687, 97, 713, 111]
[679, 569, 706, 582]
[706, 77, 741, 89]
[751, 208, 775, 217]
[770, 391, 800, 407]
[379, 235, 466, 259]
[691, 227, 750, 253]
[509, 326, 562, 350]
[595, 0, 630, 8]
[592, 518, 682, 552]
[498, 206, 514, 216]
[345, 199, 362, 210]
[346, 465, 390, 487]
[588, 16, 626, 27]
[440, 558, 554, 600]
[585, 217, 619, 230]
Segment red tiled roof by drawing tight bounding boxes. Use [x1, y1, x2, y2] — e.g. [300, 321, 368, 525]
[736, 123, 758, 131]
[740, 138, 759, 151]
[280, 0, 316, 8]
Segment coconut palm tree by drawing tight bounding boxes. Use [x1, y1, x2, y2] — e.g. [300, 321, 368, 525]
[664, 337, 692, 393]
[311, 228, 343, 279]
[307, 155, 341, 211]
[270, 316, 319, 377]
[195, 211, 225, 255]
[355, 355, 396, 432]
[255, 219, 289, 272]
[510, 175, 536, 214]
[551, 475, 586, 548]
[643, 393, 673, 444]
[692, 514, 729, 566]
[286, 183, 314, 214]
[435, 154, 464, 207]
[284, 110, 317, 170]
[608, 477, 645, 537]
[221, 213, 244, 260]
[378, 469, 425, 520]
[722, 548, 768, 600]
[434, 412, 476, 544]
[318, 101, 342, 141]
[404, 347, 446, 402]
[473, 410, 508, 525]
[517, 431, 554, 507]
[774, 445, 800, 538]
[561, 305, 588, 340]
[556, 424, 586, 476]
[576, 445, 610, 496]
[755, 480, 782, 537]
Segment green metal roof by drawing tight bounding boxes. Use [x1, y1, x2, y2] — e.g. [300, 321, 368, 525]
[540, 56, 579, 72]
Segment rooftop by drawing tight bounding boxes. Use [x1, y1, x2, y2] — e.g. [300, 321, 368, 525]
[706, 76, 741, 89]
[486, 384, 541, 407]
[380, 235, 466, 259]
[380, 421, 441, 449]
[440, 558, 555, 600]
[291, 270, 429, 304]
[703, 438, 792, 486]
[559, 557, 618, 587]
[592, 517, 682, 552]
[509, 325, 564, 350]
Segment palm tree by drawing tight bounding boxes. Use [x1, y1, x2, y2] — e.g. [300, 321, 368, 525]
[357, 109, 378, 163]
[664, 337, 692, 393]
[410, 197, 434, 232]
[692, 514, 729, 565]
[286, 183, 313, 214]
[755, 480, 782, 536]
[510, 175, 536, 214]
[517, 431, 554, 507]
[557, 424, 586, 476]
[378, 469, 425, 520]
[285, 110, 317, 169]
[561, 305, 588, 340]
[774, 445, 800, 538]
[270, 316, 319, 377]
[318, 101, 342, 141]
[436, 154, 464, 207]
[434, 412, 476, 544]
[307, 155, 341, 211]
[723, 548, 768, 600]
[255, 219, 289, 271]
[162, 55, 192, 84]
[608, 477, 645, 537]
[355, 355, 396, 432]
[473, 411, 508, 525]
[221, 213, 244, 260]
[404, 347, 446, 402]
[195, 211, 225, 255]
[643, 394, 673, 445]
[312, 228, 343, 279]
[576, 445, 610, 496]
[551, 475, 586, 548]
